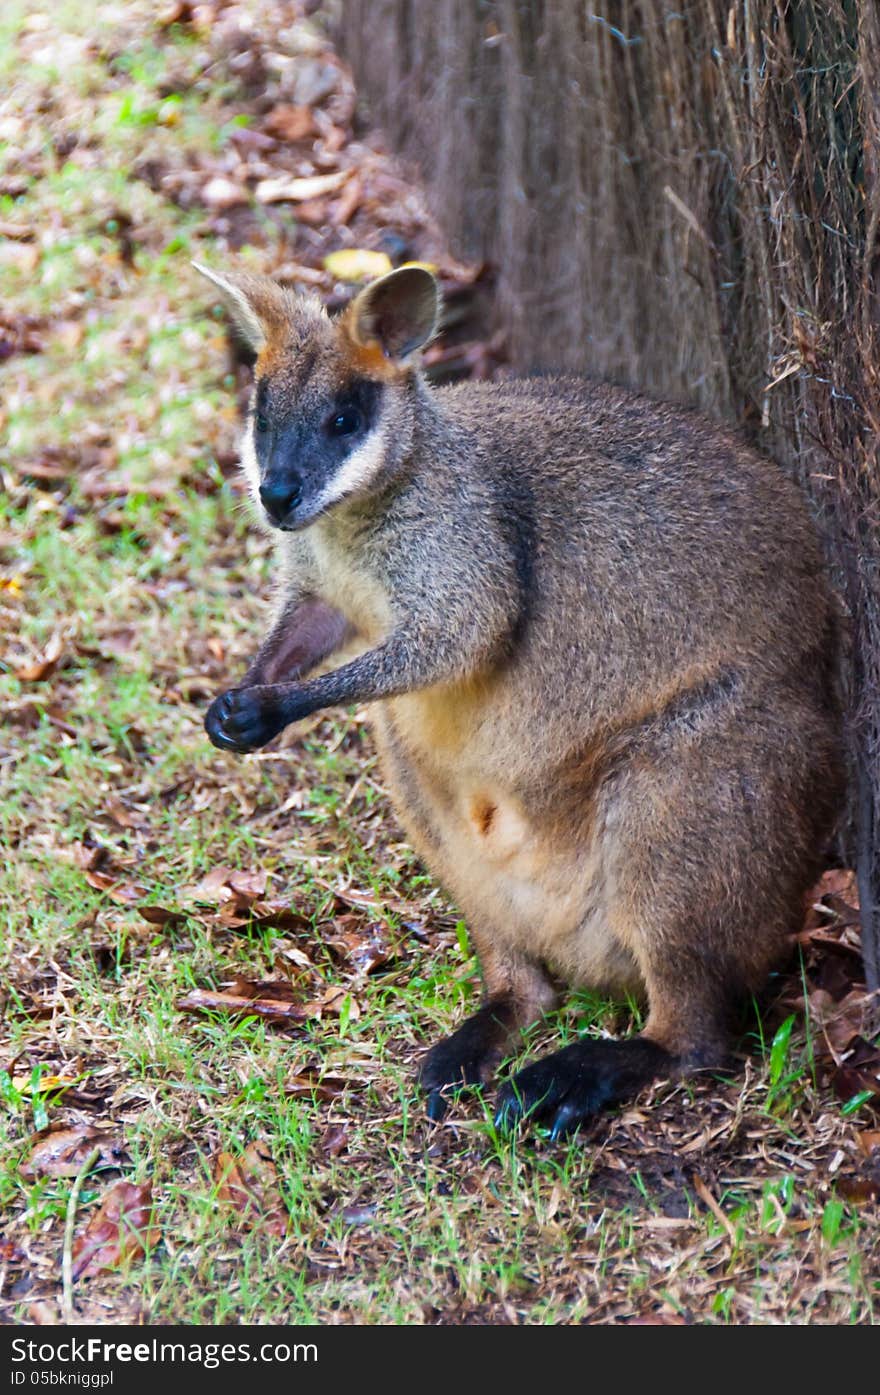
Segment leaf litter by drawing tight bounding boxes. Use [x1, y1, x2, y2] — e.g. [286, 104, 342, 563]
[70, 1182, 160, 1281]
[22, 1126, 128, 1180]
[212, 1144, 289, 1238]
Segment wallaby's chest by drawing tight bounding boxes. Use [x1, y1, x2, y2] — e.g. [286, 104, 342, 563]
[307, 527, 393, 644]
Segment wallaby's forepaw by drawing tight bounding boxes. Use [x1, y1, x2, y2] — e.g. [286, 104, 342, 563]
[494, 1037, 674, 1141]
[420, 1000, 515, 1122]
[205, 687, 287, 753]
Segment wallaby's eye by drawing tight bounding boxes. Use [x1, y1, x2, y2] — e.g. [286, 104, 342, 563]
[329, 408, 362, 437]
[255, 412, 269, 434]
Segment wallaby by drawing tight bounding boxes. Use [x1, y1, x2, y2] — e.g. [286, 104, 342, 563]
[194, 261, 844, 1139]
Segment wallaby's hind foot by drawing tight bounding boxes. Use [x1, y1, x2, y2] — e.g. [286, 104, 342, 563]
[420, 950, 561, 1121]
[419, 996, 519, 1121]
[494, 1036, 704, 1141]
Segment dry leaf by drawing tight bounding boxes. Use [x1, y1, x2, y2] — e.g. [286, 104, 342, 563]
[11, 1073, 80, 1097]
[831, 1036, 880, 1104]
[321, 1124, 349, 1158]
[810, 868, 859, 907]
[283, 1071, 357, 1101]
[22, 1126, 127, 1179]
[330, 176, 363, 227]
[53, 320, 83, 351]
[0, 219, 35, 239]
[329, 918, 391, 975]
[83, 870, 146, 904]
[810, 987, 870, 1057]
[289, 198, 330, 227]
[104, 796, 137, 829]
[255, 169, 350, 204]
[201, 176, 249, 210]
[71, 1181, 159, 1280]
[178, 979, 315, 1024]
[836, 1174, 880, 1203]
[318, 985, 361, 1019]
[263, 104, 316, 142]
[137, 904, 186, 928]
[19, 454, 71, 482]
[213, 1144, 289, 1237]
[15, 632, 64, 682]
[225, 868, 268, 901]
[186, 865, 267, 906]
[323, 248, 392, 283]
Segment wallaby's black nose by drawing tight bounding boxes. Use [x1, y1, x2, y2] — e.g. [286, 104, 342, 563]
[259, 477, 303, 524]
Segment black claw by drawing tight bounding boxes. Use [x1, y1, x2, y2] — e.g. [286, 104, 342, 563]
[426, 1090, 451, 1124]
[495, 1065, 559, 1130]
[549, 1101, 585, 1142]
[212, 729, 251, 753]
[493, 1092, 521, 1132]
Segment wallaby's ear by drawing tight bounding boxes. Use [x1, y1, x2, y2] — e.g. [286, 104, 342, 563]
[345, 266, 440, 363]
[192, 262, 290, 352]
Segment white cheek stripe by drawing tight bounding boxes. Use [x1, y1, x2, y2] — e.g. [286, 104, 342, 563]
[317, 424, 388, 510]
[240, 424, 260, 499]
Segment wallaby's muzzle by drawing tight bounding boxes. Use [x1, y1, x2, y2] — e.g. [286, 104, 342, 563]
[259, 474, 303, 527]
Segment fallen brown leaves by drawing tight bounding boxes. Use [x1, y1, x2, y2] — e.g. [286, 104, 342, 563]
[320, 1123, 349, 1158]
[71, 1182, 159, 1281]
[178, 978, 315, 1025]
[263, 103, 317, 144]
[142, 0, 485, 316]
[13, 632, 65, 682]
[174, 883, 402, 1028]
[213, 1144, 289, 1237]
[797, 870, 880, 1114]
[159, 865, 312, 932]
[22, 1126, 128, 1180]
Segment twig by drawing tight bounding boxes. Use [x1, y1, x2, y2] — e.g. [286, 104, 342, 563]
[692, 1174, 738, 1245]
[61, 1147, 101, 1323]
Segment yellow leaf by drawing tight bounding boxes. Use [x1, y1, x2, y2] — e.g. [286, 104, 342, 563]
[11, 1074, 81, 1096]
[323, 249, 393, 283]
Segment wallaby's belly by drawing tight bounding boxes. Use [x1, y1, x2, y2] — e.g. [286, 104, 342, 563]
[373, 691, 641, 994]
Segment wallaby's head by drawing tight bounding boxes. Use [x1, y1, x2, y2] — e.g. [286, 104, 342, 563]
[193, 261, 440, 531]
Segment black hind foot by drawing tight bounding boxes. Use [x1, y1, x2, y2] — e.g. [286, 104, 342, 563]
[495, 1036, 676, 1141]
[420, 997, 517, 1122]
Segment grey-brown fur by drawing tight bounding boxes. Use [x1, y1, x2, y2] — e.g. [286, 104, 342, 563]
[196, 264, 844, 1138]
